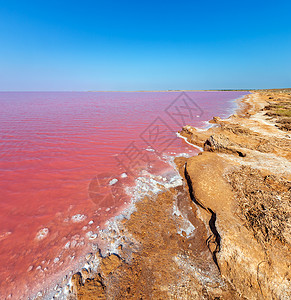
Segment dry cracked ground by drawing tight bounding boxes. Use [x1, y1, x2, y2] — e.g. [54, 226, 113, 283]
[67, 90, 291, 300]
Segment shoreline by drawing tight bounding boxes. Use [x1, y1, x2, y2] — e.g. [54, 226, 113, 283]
[65, 93, 252, 298]
[40, 90, 291, 299]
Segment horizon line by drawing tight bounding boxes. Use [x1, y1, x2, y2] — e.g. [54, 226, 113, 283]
[0, 88, 290, 92]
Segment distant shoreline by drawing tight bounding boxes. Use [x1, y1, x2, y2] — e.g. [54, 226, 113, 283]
[88, 89, 252, 92]
[88, 88, 290, 92]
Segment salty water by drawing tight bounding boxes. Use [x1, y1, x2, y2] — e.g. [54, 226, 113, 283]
[0, 91, 248, 298]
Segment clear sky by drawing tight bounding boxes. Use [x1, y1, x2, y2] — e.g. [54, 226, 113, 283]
[0, 0, 290, 91]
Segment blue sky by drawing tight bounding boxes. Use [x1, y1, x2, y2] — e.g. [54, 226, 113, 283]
[0, 0, 290, 91]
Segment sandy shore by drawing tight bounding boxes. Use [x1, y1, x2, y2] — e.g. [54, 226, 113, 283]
[49, 89, 291, 299]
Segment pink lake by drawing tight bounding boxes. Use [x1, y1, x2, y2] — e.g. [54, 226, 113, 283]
[0, 91, 248, 298]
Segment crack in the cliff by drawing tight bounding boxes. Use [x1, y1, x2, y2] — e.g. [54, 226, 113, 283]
[184, 162, 221, 272]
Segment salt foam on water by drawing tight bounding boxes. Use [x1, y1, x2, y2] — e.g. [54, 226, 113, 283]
[109, 178, 118, 185]
[176, 132, 203, 152]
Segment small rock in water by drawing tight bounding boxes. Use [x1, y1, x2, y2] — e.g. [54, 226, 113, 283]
[0, 231, 12, 241]
[86, 253, 93, 260]
[89, 234, 98, 240]
[54, 257, 60, 264]
[63, 285, 69, 294]
[27, 265, 33, 272]
[91, 244, 98, 251]
[62, 276, 68, 285]
[35, 228, 49, 240]
[53, 290, 62, 298]
[86, 231, 93, 237]
[71, 214, 87, 223]
[109, 178, 118, 185]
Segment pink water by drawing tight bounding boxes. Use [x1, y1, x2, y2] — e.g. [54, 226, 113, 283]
[0, 91, 248, 298]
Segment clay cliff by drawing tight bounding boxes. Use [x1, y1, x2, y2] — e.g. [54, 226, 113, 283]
[180, 90, 291, 299]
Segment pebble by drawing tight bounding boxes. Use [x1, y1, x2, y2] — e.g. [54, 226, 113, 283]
[86, 231, 93, 237]
[35, 228, 49, 240]
[63, 285, 69, 294]
[54, 257, 60, 264]
[89, 234, 98, 240]
[27, 265, 33, 272]
[109, 178, 118, 185]
[86, 253, 92, 260]
[89, 261, 95, 269]
[53, 290, 62, 298]
[71, 214, 87, 223]
[91, 244, 98, 251]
